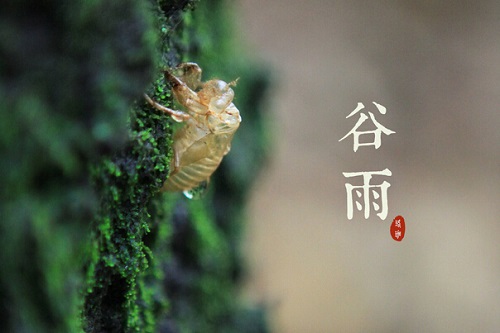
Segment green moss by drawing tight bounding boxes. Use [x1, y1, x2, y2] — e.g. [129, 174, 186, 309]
[81, 1, 197, 332]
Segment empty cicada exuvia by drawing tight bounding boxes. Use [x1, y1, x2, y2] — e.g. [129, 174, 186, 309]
[144, 62, 241, 198]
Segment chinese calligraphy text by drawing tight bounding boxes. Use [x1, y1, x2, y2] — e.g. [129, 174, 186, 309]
[340, 102, 395, 220]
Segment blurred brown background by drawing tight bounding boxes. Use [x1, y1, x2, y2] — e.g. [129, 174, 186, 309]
[236, 1, 500, 332]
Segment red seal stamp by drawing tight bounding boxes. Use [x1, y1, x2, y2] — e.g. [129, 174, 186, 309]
[390, 215, 405, 241]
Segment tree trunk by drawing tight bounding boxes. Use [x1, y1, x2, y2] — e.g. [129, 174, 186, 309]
[0, 0, 270, 332]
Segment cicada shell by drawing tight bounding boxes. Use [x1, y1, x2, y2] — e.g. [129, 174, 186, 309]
[145, 63, 241, 194]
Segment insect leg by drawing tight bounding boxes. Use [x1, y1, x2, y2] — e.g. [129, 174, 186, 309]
[143, 94, 190, 122]
[163, 69, 202, 111]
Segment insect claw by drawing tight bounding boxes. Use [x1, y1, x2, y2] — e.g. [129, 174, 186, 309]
[164, 70, 183, 88]
[143, 94, 190, 122]
[143, 93, 155, 106]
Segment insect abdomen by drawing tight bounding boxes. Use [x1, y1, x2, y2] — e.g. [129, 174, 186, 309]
[162, 154, 222, 192]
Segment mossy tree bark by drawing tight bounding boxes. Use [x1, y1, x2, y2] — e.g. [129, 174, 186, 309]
[1, 0, 270, 332]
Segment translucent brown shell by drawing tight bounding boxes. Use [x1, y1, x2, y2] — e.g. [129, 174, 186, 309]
[144, 63, 241, 193]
